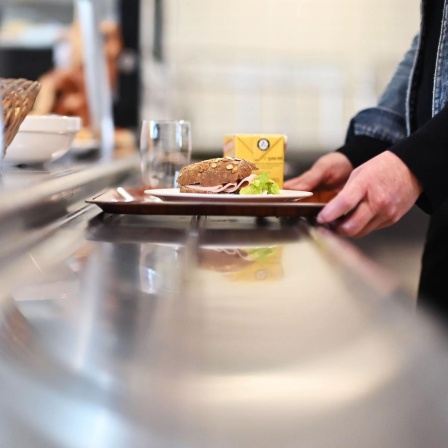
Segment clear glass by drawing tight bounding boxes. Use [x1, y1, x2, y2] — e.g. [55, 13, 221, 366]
[140, 119, 192, 188]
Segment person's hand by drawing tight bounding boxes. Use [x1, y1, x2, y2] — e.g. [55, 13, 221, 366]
[317, 151, 423, 238]
[284, 152, 353, 191]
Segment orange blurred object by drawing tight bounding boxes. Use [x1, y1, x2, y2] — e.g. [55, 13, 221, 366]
[33, 21, 123, 132]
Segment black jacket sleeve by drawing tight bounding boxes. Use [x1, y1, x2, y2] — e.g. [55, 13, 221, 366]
[336, 135, 390, 168]
[389, 104, 448, 214]
[334, 102, 448, 215]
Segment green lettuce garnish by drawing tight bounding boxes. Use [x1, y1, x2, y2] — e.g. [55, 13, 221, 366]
[239, 172, 280, 195]
[246, 247, 276, 261]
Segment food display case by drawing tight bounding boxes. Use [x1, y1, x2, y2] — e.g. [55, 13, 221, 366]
[0, 0, 141, 130]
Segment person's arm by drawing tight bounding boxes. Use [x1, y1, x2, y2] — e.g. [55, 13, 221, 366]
[337, 35, 420, 167]
[311, 36, 424, 237]
[390, 103, 448, 214]
[313, 101, 448, 237]
[285, 35, 419, 192]
[316, 150, 422, 238]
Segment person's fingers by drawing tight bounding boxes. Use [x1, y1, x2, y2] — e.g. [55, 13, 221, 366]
[284, 169, 323, 191]
[283, 177, 302, 189]
[330, 201, 378, 237]
[285, 152, 353, 191]
[312, 151, 423, 238]
[316, 182, 365, 224]
[330, 194, 404, 238]
[353, 218, 390, 238]
[351, 209, 407, 238]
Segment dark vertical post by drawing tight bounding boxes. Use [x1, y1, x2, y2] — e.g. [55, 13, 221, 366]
[114, 0, 141, 129]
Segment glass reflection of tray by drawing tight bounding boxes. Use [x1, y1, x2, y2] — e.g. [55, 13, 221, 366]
[86, 187, 335, 218]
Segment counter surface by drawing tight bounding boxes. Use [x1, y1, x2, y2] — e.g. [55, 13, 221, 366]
[0, 153, 447, 446]
[0, 187, 448, 447]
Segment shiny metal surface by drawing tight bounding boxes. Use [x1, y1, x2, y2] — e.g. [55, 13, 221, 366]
[1, 209, 448, 447]
[0, 155, 138, 261]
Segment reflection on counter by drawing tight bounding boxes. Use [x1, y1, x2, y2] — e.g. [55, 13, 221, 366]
[1, 213, 448, 447]
[138, 242, 285, 298]
[139, 243, 184, 295]
[198, 246, 284, 282]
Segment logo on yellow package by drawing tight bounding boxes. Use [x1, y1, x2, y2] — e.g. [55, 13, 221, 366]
[224, 134, 286, 188]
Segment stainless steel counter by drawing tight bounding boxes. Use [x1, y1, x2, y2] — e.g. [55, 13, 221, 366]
[0, 154, 138, 268]
[1, 175, 448, 447]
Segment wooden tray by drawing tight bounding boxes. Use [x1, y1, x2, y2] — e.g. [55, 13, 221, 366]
[86, 187, 336, 218]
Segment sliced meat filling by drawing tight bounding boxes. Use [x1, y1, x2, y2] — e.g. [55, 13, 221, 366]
[184, 174, 257, 193]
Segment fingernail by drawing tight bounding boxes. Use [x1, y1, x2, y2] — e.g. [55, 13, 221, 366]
[316, 213, 325, 224]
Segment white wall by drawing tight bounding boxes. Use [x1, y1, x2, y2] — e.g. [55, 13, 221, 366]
[142, 0, 420, 153]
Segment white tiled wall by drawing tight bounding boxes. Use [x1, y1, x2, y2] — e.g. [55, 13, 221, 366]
[142, 0, 420, 153]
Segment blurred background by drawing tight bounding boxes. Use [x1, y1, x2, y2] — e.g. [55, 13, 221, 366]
[155, 0, 420, 152]
[0, 0, 427, 295]
[0, 0, 420, 152]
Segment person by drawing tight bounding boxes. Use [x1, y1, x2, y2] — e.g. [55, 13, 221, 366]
[284, 0, 448, 321]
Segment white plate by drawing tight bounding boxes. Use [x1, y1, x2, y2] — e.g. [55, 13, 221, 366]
[145, 188, 313, 202]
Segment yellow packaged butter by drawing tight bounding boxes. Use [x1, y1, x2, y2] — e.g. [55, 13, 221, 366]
[223, 134, 286, 188]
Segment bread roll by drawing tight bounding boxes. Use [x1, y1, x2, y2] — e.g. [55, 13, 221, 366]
[177, 157, 258, 188]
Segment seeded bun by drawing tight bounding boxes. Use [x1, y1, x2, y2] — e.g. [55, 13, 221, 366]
[177, 157, 258, 188]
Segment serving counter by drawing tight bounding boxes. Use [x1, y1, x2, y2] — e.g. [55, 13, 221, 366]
[0, 155, 448, 447]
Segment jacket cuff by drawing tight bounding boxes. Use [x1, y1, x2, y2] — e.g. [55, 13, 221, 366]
[389, 103, 448, 214]
[336, 135, 390, 168]
[346, 107, 407, 145]
[390, 139, 445, 214]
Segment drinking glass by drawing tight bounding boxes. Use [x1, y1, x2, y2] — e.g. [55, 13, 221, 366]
[140, 120, 192, 188]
